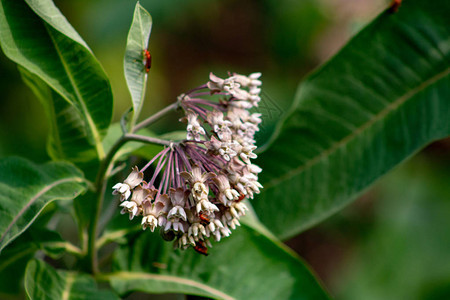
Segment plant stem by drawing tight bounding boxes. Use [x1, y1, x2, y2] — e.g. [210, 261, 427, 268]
[47, 241, 83, 257]
[132, 102, 180, 133]
[85, 102, 179, 274]
[125, 133, 173, 147]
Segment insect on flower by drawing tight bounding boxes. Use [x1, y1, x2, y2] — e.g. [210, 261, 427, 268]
[143, 49, 152, 72]
[388, 0, 402, 13]
[236, 194, 246, 202]
[194, 241, 209, 256]
[199, 213, 211, 226]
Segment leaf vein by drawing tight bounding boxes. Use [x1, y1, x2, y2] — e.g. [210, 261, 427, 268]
[0, 176, 83, 245]
[108, 271, 235, 300]
[263, 67, 450, 190]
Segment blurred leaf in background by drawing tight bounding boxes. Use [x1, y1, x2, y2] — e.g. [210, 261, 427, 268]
[332, 152, 450, 300]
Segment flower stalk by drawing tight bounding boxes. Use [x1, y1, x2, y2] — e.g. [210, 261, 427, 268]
[85, 101, 180, 274]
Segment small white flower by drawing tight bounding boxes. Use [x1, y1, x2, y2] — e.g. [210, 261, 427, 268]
[141, 215, 158, 231]
[228, 218, 241, 230]
[208, 218, 224, 233]
[178, 233, 196, 249]
[120, 185, 152, 220]
[219, 142, 239, 162]
[206, 111, 232, 140]
[185, 111, 205, 141]
[188, 222, 207, 238]
[168, 206, 187, 222]
[164, 188, 189, 232]
[248, 164, 262, 174]
[245, 180, 263, 199]
[180, 166, 215, 202]
[206, 135, 239, 161]
[239, 144, 257, 164]
[230, 89, 260, 108]
[249, 87, 261, 95]
[213, 174, 240, 206]
[165, 220, 185, 232]
[120, 201, 139, 220]
[207, 73, 240, 94]
[230, 100, 253, 109]
[112, 166, 143, 201]
[196, 199, 219, 215]
[230, 202, 248, 219]
[141, 192, 166, 231]
[232, 72, 262, 89]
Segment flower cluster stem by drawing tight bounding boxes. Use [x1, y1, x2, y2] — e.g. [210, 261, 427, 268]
[85, 102, 179, 274]
[132, 102, 179, 133]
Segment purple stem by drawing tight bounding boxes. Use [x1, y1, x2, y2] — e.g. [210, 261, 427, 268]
[148, 152, 168, 189]
[183, 140, 207, 146]
[192, 106, 208, 119]
[171, 151, 176, 187]
[140, 147, 167, 172]
[163, 150, 174, 194]
[174, 152, 180, 187]
[185, 83, 208, 96]
[189, 92, 215, 97]
[176, 146, 192, 172]
[187, 98, 222, 109]
[186, 146, 215, 173]
[156, 155, 168, 199]
[177, 153, 187, 189]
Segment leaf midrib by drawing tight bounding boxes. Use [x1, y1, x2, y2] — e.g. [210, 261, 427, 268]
[62, 273, 75, 300]
[263, 67, 450, 190]
[45, 24, 105, 160]
[0, 246, 36, 272]
[0, 176, 83, 247]
[127, 4, 150, 127]
[105, 271, 235, 300]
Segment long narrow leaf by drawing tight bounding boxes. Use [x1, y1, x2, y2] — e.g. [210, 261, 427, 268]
[0, 157, 86, 252]
[254, 0, 450, 239]
[124, 2, 153, 128]
[0, 0, 112, 162]
[19, 68, 99, 166]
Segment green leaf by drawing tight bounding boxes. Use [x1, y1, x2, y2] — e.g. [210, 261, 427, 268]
[337, 157, 450, 300]
[0, 236, 36, 295]
[106, 222, 329, 299]
[0, 0, 113, 162]
[0, 157, 86, 252]
[0, 225, 66, 295]
[19, 67, 99, 169]
[254, 0, 450, 239]
[124, 2, 153, 128]
[25, 259, 119, 300]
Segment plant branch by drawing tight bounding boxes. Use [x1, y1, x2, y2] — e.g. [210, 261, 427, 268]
[124, 133, 174, 147]
[132, 101, 180, 132]
[85, 101, 179, 274]
[47, 241, 83, 257]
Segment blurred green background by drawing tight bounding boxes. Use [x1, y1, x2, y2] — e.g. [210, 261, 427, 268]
[1, 0, 449, 299]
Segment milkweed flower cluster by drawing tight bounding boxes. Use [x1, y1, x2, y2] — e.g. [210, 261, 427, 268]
[113, 72, 263, 254]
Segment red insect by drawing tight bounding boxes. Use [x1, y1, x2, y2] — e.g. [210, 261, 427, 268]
[236, 194, 246, 202]
[143, 49, 152, 73]
[199, 213, 210, 226]
[388, 0, 402, 13]
[193, 241, 209, 256]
